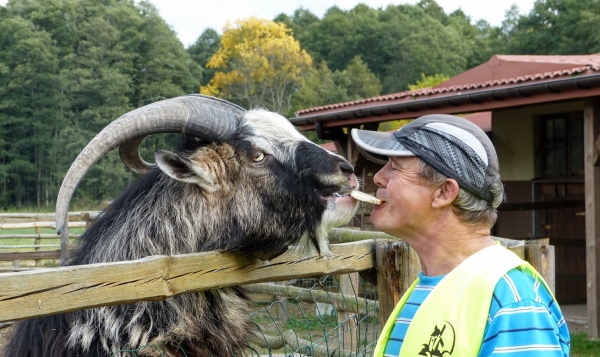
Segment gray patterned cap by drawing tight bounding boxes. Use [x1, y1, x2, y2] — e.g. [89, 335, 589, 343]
[351, 114, 500, 203]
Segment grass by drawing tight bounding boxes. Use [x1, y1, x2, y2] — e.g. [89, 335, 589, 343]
[0, 228, 85, 267]
[571, 332, 600, 357]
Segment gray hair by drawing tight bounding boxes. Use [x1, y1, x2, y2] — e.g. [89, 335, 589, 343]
[417, 159, 504, 227]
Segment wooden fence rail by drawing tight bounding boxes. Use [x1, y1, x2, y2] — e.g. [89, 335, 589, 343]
[0, 221, 87, 230]
[0, 212, 98, 268]
[0, 234, 80, 240]
[0, 211, 101, 223]
[244, 282, 378, 314]
[0, 240, 375, 323]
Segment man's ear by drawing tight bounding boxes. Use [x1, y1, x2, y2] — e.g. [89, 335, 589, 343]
[155, 150, 220, 192]
[431, 178, 459, 208]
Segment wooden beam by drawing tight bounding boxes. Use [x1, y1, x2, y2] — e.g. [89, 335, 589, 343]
[0, 241, 376, 323]
[525, 244, 556, 295]
[497, 200, 584, 211]
[584, 98, 600, 338]
[0, 221, 86, 230]
[594, 134, 600, 166]
[0, 250, 61, 261]
[243, 283, 378, 314]
[375, 240, 420, 333]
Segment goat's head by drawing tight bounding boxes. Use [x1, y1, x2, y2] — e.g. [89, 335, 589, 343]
[56, 95, 359, 260]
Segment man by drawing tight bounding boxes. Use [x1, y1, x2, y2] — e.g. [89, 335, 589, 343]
[351, 114, 570, 356]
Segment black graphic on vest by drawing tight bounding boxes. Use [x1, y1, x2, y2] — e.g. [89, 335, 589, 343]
[418, 321, 455, 356]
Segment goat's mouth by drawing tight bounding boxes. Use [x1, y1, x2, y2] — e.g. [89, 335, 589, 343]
[321, 174, 359, 202]
[323, 190, 352, 201]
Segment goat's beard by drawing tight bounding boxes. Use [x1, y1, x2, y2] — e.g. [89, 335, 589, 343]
[290, 195, 359, 258]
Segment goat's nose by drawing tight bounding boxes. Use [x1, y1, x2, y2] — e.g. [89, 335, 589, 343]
[339, 160, 354, 175]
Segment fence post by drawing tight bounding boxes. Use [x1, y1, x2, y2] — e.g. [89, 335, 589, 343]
[525, 240, 556, 295]
[83, 212, 91, 229]
[34, 226, 41, 267]
[375, 240, 420, 334]
[338, 272, 360, 351]
[275, 281, 289, 326]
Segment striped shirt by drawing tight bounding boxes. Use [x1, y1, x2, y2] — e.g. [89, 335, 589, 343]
[384, 268, 570, 356]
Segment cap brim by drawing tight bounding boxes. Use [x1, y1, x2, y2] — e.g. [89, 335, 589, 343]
[351, 129, 415, 165]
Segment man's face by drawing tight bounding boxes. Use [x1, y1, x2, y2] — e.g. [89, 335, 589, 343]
[371, 156, 438, 238]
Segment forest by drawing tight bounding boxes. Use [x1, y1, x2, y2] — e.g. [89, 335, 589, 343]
[1, 0, 599, 209]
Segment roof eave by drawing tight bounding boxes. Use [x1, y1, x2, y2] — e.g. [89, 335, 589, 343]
[291, 73, 600, 131]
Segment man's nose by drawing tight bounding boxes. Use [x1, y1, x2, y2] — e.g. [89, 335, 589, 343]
[373, 163, 389, 188]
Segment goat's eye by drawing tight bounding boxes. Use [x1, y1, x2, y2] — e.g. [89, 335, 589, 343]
[253, 152, 265, 162]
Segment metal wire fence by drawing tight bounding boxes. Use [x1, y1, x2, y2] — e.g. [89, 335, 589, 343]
[108, 275, 380, 356]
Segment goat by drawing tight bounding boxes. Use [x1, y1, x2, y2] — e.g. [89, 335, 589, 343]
[3, 95, 360, 357]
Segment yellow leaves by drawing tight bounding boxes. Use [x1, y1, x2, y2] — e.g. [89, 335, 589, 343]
[200, 17, 313, 113]
[206, 17, 297, 70]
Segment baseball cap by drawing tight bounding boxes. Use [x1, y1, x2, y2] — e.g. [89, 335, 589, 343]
[351, 114, 500, 203]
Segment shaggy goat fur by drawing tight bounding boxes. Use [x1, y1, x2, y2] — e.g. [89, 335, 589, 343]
[3, 109, 359, 356]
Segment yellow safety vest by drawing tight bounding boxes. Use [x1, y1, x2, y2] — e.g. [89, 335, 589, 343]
[374, 244, 552, 357]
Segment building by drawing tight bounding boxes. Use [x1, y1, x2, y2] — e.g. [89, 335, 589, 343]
[292, 54, 600, 336]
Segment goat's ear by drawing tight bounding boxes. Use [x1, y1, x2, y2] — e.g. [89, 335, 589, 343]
[155, 150, 219, 192]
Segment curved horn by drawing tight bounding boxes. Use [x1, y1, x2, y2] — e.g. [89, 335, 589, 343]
[56, 94, 245, 243]
[118, 136, 155, 175]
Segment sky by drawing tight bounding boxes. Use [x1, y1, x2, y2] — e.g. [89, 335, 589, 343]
[0, 0, 536, 47]
[147, 0, 536, 47]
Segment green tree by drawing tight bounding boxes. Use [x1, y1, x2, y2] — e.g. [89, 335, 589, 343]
[274, 7, 319, 46]
[291, 57, 381, 116]
[288, 1, 484, 94]
[0, 0, 202, 209]
[187, 28, 221, 86]
[408, 73, 450, 90]
[447, 9, 494, 69]
[129, 1, 202, 107]
[292, 61, 351, 112]
[383, 13, 469, 92]
[0, 16, 60, 208]
[345, 56, 382, 100]
[501, 0, 600, 55]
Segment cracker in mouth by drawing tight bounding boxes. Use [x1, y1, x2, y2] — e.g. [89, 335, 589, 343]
[350, 190, 383, 205]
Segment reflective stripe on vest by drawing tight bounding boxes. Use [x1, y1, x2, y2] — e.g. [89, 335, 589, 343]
[374, 244, 552, 357]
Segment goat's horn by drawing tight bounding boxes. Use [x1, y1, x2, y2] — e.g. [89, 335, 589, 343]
[118, 136, 155, 174]
[55, 94, 245, 241]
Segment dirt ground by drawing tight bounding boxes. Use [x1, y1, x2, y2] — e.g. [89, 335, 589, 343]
[569, 320, 589, 334]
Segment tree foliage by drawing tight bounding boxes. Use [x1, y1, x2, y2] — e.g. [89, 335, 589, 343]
[201, 17, 312, 114]
[2, 0, 599, 209]
[0, 0, 201, 209]
[292, 56, 381, 113]
[496, 0, 600, 55]
[408, 73, 450, 90]
[187, 28, 221, 86]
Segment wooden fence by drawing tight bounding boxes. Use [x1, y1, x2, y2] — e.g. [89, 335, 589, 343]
[0, 219, 555, 337]
[0, 212, 99, 269]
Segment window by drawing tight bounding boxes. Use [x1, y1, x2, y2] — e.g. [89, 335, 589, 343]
[540, 113, 583, 177]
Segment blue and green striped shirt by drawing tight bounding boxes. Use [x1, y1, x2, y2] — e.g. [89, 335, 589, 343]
[384, 268, 570, 356]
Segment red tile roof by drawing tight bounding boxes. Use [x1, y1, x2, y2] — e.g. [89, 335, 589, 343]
[296, 54, 600, 116]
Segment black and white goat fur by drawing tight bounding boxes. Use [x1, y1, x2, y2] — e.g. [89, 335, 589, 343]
[3, 95, 359, 357]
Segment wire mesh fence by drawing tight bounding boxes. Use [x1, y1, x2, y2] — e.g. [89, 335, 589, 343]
[247, 275, 379, 356]
[107, 274, 380, 356]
